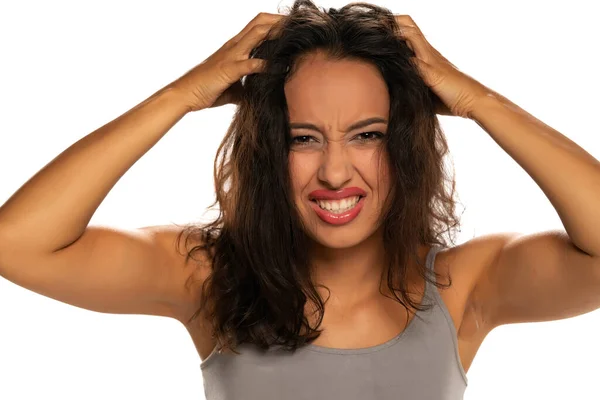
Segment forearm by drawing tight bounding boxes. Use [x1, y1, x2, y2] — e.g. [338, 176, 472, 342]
[0, 85, 190, 252]
[469, 90, 600, 256]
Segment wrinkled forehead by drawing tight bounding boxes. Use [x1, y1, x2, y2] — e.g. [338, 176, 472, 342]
[283, 51, 390, 127]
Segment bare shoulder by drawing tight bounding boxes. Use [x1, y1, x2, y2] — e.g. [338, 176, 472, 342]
[146, 223, 213, 325]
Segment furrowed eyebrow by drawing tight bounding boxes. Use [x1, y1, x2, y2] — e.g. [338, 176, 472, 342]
[289, 117, 388, 133]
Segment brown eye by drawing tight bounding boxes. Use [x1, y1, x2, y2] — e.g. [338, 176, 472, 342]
[355, 131, 384, 141]
[291, 135, 317, 145]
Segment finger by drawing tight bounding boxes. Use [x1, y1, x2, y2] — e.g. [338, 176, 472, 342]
[394, 17, 436, 63]
[393, 15, 426, 42]
[230, 12, 284, 45]
[235, 23, 280, 57]
[234, 58, 267, 77]
[393, 15, 417, 50]
[396, 24, 432, 62]
[394, 15, 422, 34]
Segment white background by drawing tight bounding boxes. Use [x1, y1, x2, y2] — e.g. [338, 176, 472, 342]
[1, 0, 599, 399]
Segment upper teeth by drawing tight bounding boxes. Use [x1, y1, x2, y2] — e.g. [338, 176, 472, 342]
[315, 196, 361, 213]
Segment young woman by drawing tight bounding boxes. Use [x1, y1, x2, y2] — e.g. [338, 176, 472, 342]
[2, 1, 600, 399]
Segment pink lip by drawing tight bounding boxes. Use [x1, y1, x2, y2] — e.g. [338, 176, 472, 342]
[308, 187, 367, 201]
[309, 196, 365, 226]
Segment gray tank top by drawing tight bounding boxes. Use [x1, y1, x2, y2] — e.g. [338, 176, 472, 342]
[200, 244, 468, 399]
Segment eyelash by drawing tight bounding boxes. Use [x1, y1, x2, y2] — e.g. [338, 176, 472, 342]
[291, 131, 384, 146]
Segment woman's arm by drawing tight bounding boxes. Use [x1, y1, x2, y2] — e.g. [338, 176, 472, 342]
[0, 86, 189, 252]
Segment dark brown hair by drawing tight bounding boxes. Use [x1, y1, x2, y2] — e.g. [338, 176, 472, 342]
[175, 0, 463, 355]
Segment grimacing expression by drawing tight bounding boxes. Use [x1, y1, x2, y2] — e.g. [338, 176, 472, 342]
[285, 51, 392, 249]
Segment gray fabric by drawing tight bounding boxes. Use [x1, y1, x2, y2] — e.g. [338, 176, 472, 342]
[200, 244, 468, 399]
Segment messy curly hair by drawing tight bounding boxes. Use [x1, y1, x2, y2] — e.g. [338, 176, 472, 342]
[175, 0, 463, 355]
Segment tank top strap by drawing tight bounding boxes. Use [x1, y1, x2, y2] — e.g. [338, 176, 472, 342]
[426, 244, 443, 272]
[421, 243, 445, 309]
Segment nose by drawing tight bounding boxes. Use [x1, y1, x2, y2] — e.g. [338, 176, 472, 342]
[317, 141, 352, 189]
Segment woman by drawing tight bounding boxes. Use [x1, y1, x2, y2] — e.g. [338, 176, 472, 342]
[1, 1, 599, 399]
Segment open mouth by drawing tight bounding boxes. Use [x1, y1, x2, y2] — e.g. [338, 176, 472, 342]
[308, 195, 366, 226]
[311, 195, 364, 214]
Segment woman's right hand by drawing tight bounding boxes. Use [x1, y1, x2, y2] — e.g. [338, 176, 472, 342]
[170, 12, 284, 112]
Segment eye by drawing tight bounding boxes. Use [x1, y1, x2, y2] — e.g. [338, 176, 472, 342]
[290, 135, 318, 146]
[354, 131, 384, 142]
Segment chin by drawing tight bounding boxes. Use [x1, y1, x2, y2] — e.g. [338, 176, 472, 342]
[309, 231, 367, 250]
[303, 220, 383, 250]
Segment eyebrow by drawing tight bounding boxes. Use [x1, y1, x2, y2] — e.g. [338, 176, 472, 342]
[289, 117, 388, 133]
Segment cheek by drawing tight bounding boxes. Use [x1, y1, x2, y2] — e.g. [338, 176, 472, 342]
[288, 153, 312, 196]
[360, 149, 392, 204]
[378, 156, 392, 191]
[379, 161, 392, 198]
[358, 148, 390, 183]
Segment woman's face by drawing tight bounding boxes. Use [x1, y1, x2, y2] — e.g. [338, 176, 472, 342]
[285, 51, 391, 249]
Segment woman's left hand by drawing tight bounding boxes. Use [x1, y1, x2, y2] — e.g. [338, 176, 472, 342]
[394, 15, 491, 118]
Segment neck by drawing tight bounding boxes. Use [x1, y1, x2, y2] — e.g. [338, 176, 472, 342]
[308, 228, 389, 306]
[307, 230, 432, 309]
